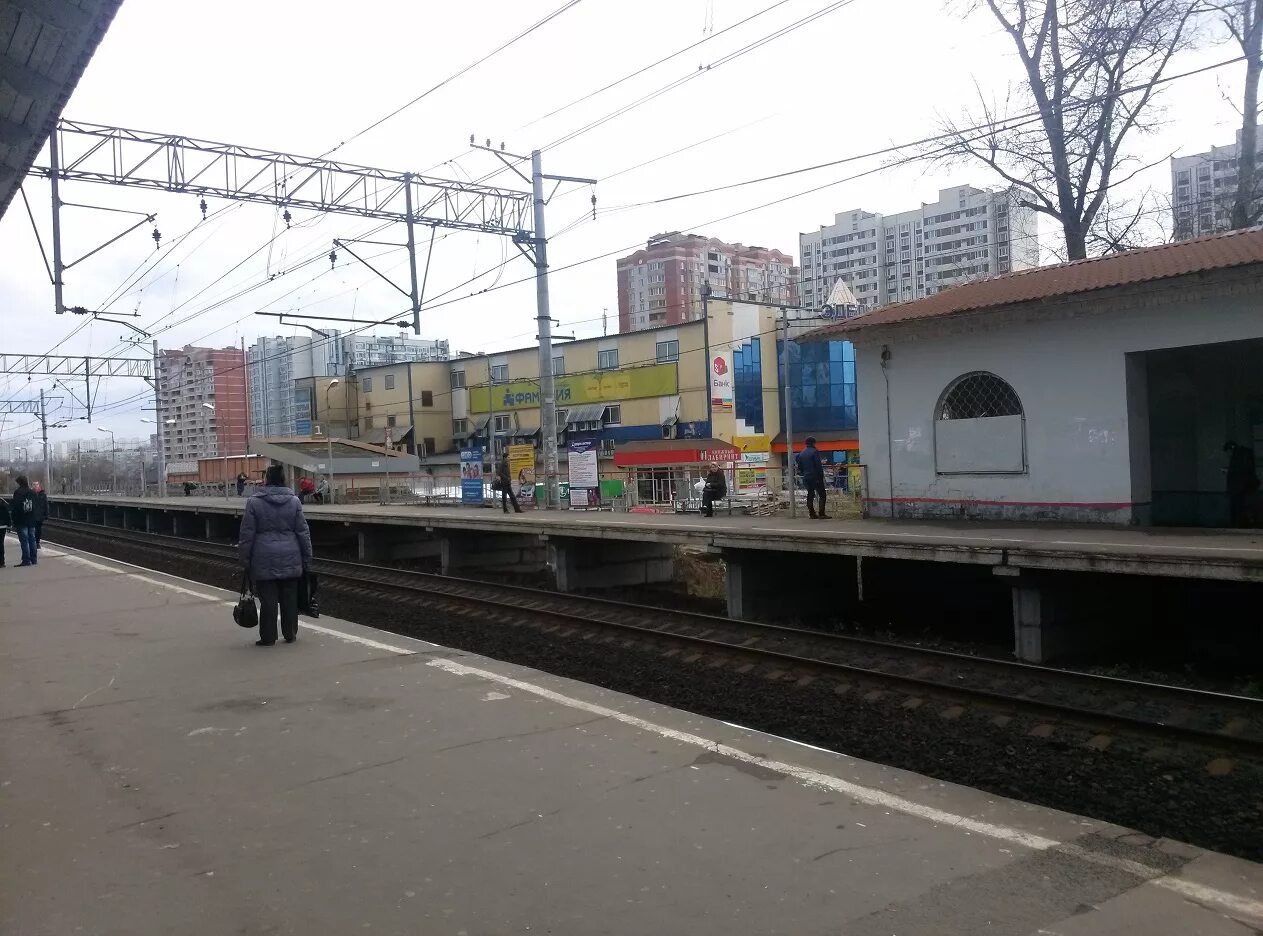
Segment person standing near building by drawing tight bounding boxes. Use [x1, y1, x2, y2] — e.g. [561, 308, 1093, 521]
[701, 462, 727, 518]
[795, 437, 830, 520]
[496, 451, 522, 514]
[1225, 440, 1260, 528]
[236, 472, 248, 496]
[31, 481, 48, 548]
[238, 464, 313, 646]
[10, 476, 38, 566]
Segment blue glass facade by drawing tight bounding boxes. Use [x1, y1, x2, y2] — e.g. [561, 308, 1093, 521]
[777, 339, 857, 432]
[732, 337, 764, 434]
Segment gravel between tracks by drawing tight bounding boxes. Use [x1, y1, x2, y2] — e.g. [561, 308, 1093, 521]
[47, 528, 1263, 862]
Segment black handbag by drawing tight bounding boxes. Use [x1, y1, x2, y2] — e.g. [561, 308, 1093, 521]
[233, 573, 259, 628]
[297, 571, 320, 618]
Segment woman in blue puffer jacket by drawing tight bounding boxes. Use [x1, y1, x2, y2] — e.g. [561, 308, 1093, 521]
[238, 464, 313, 646]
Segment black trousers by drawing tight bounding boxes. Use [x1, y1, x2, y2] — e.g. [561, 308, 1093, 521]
[804, 478, 827, 517]
[257, 578, 300, 643]
[702, 489, 723, 517]
[501, 485, 521, 513]
[34, 521, 43, 546]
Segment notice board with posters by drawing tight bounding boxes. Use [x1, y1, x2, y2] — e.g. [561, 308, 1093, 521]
[460, 447, 484, 505]
[567, 439, 599, 509]
[508, 443, 536, 507]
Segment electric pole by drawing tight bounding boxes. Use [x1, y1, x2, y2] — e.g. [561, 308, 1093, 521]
[39, 389, 49, 489]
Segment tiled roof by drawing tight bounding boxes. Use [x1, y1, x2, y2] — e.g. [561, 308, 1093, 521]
[801, 227, 1263, 340]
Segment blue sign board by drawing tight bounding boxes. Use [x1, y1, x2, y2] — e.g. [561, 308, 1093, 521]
[294, 418, 313, 437]
[460, 447, 484, 505]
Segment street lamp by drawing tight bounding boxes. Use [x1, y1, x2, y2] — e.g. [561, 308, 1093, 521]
[202, 402, 229, 500]
[324, 379, 340, 505]
[96, 428, 116, 495]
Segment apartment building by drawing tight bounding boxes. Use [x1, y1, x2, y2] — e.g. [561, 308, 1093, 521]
[248, 332, 450, 438]
[1171, 131, 1262, 240]
[799, 185, 1039, 312]
[617, 232, 798, 333]
[157, 345, 247, 463]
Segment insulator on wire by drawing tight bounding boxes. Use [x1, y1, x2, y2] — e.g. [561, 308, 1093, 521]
[283, 209, 292, 228]
[328, 248, 337, 268]
[199, 198, 208, 220]
[152, 227, 162, 249]
[591, 189, 597, 221]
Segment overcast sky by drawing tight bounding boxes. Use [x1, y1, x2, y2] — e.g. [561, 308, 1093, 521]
[0, 0, 1244, 447]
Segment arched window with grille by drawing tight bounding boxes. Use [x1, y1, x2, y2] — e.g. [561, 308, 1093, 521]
[934, 372, 1026, 473]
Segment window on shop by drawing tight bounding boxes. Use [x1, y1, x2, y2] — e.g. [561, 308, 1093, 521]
[384, 375, 395, 390]
[362, 377, 372, 393]
[491, 364, 509, 383]
[421, 390, 434, 407]
[598, 350, 619, 370]
[934, 372, 1025, 473]
[450, 370, 466, 389]
[655, 340, 679, 363]
[493, 414, 511, 433]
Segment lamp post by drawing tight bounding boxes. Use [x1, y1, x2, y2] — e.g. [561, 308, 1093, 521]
[325, 379, 340, 505]
[96, 428, 116, 495]
[202, 402, 229, 500]
[139, 418, 175, 497]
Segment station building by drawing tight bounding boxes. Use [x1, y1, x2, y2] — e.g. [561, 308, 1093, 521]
[805, 228, 1263, 527]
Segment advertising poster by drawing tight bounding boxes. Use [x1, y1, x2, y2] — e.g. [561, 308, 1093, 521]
[567, 439, 599, 509]
[460, 447, 484, 505]
[710, 350, 734, 409]
[508, 443, 536, 507]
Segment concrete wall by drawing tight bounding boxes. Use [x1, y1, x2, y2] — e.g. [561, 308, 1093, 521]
[853, 275, 1263, 522]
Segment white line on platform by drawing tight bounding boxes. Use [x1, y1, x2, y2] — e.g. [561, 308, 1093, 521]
[43, 541, 1263, 924]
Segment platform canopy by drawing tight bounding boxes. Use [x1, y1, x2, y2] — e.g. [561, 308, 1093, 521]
[0, 0, 123, 218]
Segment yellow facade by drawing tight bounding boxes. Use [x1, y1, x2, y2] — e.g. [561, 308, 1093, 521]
[351, 303, 789, 459]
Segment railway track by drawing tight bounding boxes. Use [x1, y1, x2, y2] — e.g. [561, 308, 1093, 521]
[44, 518, 1263, 762]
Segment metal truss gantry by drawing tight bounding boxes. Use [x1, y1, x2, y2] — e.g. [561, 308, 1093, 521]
[36, 119, 539, 334]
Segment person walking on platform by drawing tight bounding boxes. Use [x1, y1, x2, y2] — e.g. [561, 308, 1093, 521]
[32, 481, 48, 548]
[0, 494, 11, 568]
[701, 462, 727, 518]
[795, 437, 830, 520]
[236, 472, 248, 496]
[10, 476, 38, 566]
[238, 464, 313, 646]
[496, 451, 522, 514]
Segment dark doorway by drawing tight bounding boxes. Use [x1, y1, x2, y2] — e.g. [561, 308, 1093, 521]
[1144, 338, 1263, 527]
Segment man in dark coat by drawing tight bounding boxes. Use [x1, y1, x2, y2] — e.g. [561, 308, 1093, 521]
[794, 437, 830, 520]
[496, 451, 522, 514]
[10, 476, 38, 566]
[0, 493, 11, 568]
[238, 465, 313, 645]
[701, 462, 727, 518]
[1225, 440, 1260, 528]
[32, 481, 48, 547]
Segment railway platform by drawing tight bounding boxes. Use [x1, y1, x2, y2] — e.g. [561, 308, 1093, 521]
[48, 494, 1263, 664]
[2, 538, 1261, 934]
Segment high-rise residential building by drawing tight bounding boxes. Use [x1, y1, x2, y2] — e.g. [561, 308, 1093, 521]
[248, 335, 343, 438]
[799, 185, 1039, 313]
[157, 345, 247, 464]
[617, 232, 798, 333]
[1171, 132, 1261, 240]
[248, 331, 451, 438]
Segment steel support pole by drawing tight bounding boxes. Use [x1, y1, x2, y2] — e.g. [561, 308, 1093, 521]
[532, 150, 559, 510]
[39, 389, 49, 488]
[153, 340, 166, 497]
[403, 174, 422, 336]
[780, 309, 796, 519]
[49, 128, 65, 315]
[701, 286, 712, 433]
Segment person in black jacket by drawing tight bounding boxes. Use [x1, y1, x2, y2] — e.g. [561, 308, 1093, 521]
[794, 437, 830, 520]
[10, 476, 38, 566]
[0, 494, 11, 568]
[32, 481, 48, 547]
[701, 462, 727, 518]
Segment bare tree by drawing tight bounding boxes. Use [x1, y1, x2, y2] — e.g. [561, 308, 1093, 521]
[1209, 0, 1263, 228]
[930, 0, 1203, 260]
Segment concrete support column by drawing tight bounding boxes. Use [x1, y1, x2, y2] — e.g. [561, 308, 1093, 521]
[724, 548, 857, 622]
[1011, 581, 1068, 664]
[356, 529, 442, 563]
[204, 514, 237, 542]
[441, 533, 547, 576]
[549, 539, 675, 593]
